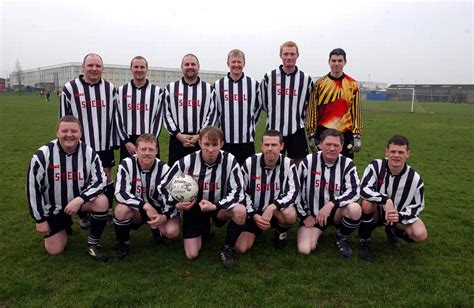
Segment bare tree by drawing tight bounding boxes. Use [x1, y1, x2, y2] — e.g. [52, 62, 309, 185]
[14, 59, 23, 92]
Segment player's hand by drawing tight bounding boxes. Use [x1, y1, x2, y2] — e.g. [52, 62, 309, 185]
[316, 202, 334, 226]
[144, 203, 159, 220]
[307, 134, 319, 153]
[176, 199, 196, 211]
[385, 199, 399, 225]
[64, 197, 84, 215]
[125, 142, 137, 156]
[352, 134, 361, 153]
[303, 215, 316, 228]
[147, 213, 167, 229]
[254, 214, 270, 230]
[199, 200, 217, 212]
[262, 204, 277, 222]
[189, 134, 200, 146]
[36, 221, 51, 237]
[177, 133, 195, 147]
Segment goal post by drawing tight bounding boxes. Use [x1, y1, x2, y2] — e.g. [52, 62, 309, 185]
[396, 87, 416, 113]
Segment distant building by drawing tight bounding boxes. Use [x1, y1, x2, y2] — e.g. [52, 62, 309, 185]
[8, 63, 226, 91]
[0, 78, 5, 92]
[387, 84, 474, 103]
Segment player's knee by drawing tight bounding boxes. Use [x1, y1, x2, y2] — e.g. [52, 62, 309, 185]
[185, 249, 199, 260]
[164, 223, 180, 240]
[232, 204, 247, 225]
[233, 242, 247, 254]
[45, 241, 66, 255]
[93, 194, 109, 212]
[361, 200, 376, 214]
[412, 228, 428, 243]
[297, 242, 312, 255]
[282, 206, 297, 224]
[113, 204, 131, 220]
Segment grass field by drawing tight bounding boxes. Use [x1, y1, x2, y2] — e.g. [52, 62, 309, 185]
[0, 92, 473, 306]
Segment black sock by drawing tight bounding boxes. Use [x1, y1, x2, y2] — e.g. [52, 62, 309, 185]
[224, 220, 245, 248]
[105, 183, 114, 210]
[114, 217, 132, 244]
[394, 227, 414, 243]
[276, 222, 292, 234]
[78, 211, 88, 220]
[338, 216, 360, 238]
[88, 210, 108, 246]
[358, 213, 375, 241]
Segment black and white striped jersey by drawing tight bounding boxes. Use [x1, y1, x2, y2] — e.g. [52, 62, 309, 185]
[260, 65, 313, 136]
[242, 153, 299, 215]
[115, 156, 177, 218]
[360, 159, 424, 224]
[163, 77, 217, 135]
[297, 152, 360, 219]
[116, 80, 164, 137]
[60, 75, 129, 151]
[26, 140, 106, 223]
[160, 150, 244, 210]
[214, 73, 261, 144]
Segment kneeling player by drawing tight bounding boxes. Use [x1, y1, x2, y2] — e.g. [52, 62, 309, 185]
[26, 116, 109, 261]
[112, 134, 179, 260]
[161, 127, 246, 268]
[358, 135, 427, 261]
[234, 130, 299, 252]
[296, 129, 361, 258]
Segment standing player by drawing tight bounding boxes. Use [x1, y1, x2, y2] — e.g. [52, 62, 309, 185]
[260, 41, 314, 164]
[112, 134, 179, 261]
[297, 129, 361, 258]
[26, 116, 109, 261]
[214, 49, 261, 165]
[116, 56, 164, 162]
[160, 127, 246, 268]
[163, 53, 217, 165]
[358, 135, 427, 261]
[60, 53, 135, 225]
[306, 48, 362, 159]
[235, 130, 299, 253]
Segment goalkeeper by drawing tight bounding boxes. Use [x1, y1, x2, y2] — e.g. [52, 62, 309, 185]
[305, 48, 363, 159]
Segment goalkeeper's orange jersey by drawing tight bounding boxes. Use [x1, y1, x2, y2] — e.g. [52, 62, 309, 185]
[306, 73, 362, 135]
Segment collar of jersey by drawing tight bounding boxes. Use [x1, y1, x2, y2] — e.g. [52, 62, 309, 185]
[135, 156, 156, 173]
[227, 72, 245, 83]
[259, 153, 282, 170]
[131, 79, 149, 90]
[199, 150, 222, 167]
[181, 77, 201, 86]
[79, 75, 103, 86]
[384, 159, 408, 177]
[56, 139, 80, 155]
[279, 65, 299, 76]
[320, 152, 340, 167]
[327, 73, 346, 81]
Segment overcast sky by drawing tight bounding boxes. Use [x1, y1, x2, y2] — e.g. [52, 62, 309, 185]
[1, 0, 472, 85]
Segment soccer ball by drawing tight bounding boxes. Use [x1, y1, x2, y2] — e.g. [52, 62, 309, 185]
[169, 174, 199, 202]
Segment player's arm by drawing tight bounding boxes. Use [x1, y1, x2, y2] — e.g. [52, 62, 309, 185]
[351, 82, 363, 135]
[260, 75, 269, 112]
[162, 85, 180, 136]
[216, 159, 245, 210]
[331, 161, 360, 208]
[397, 174, 425, 224]
[360, 160, 389, 203]
[79, 152, 107, 202]
[113, 90, 135, 154]
[151, 87, 165, 138]
[59, 86, 72, 117]
[114, 161, 146, 209]
[295, 158, 311, 221]
[273, 162, 300, 210]
[200, 85, 217, 128]
[26, 154, 47, 223]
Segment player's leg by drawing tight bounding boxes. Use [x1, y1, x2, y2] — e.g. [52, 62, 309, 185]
[358, 200, 378, 261]
[216, 204, 246, 267]
[43, 213, 72, 254]
[297, 224, 323, 255]
[183, 237, 202, 260]
[394, 219, 428, 243]
[82, 194, 109, 261]
[111, 203, 140, 260]
[234, 217, 260, 253]
[182, 205, 204, 260]
[158, 216, 181, 240]
[334, 202, 362, 258]
[97, 150, 116, 225]
[272, 205, 297, 249]
[283, 128, 308, 166]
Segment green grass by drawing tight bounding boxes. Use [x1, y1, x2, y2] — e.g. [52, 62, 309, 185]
[0, 93, 473, 306]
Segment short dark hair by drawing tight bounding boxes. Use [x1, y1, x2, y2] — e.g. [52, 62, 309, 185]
[320, 128, 344, 145]
[199, 126, 223, 143]
[82, 53, 103, 65]
[387, 135, 410, 150]
[130, 56, 148, 69]
[329, 48, 346, 61]
[136, 133, 157, 147]
[181, 53, 200, 66]
[56, 115, 82, 131]
[262, 130, 283, 143]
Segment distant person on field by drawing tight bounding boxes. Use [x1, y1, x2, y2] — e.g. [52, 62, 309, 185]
[26, 116, 109, 261]
[112, 134, 179, 261]
[235, 130, 299, 253]
[46, 91, 50, 102]
[160, 127, 246, 268]
[260, 41, 314, 165]
[297, 129, 361, 258]
[306, 48, 362, 159]
[116, 56, 164, 162]
[358, 135, 427, 262]
[214, 49, 262, 165]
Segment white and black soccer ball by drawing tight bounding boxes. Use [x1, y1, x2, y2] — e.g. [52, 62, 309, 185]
[169, 174, 199, 202]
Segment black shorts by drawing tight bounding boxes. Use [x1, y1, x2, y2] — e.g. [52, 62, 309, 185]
[96, 149, 115, 168]
[222, 142, 255, 165]
[243, 216, 279, 236]
[120, 135, 161, 162]
[282, 128, 308, 160]
[44, 212, 73, 238]
[299, 206, 338, 231]
[182, 204, 227, 239]
[168, 134, 200, 166]
[315, 127, 354, 159]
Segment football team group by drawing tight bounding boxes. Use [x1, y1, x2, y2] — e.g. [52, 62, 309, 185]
[26, 41, 427, 267]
